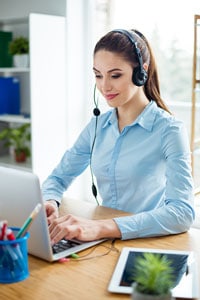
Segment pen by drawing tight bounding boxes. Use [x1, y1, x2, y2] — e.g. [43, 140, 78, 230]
[3, 243, 25, 275]
[6, 228, 23, 259]
[0, 221, 3, 240]
[3, 249, 16, 279]
[16, 203, 42, 239]
[0, 220, 7, 240]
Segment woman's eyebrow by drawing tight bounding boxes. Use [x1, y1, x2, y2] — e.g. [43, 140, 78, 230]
[93, 67, 100, 72]
[93, 67, 123, 73]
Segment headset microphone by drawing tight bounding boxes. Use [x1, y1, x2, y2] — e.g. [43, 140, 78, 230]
[93, 107, 100, 116]
[93, 85, 101, 116]
[90, 85, 100, 205]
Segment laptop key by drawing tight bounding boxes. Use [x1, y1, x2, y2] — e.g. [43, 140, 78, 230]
[52, 239, 83, 254]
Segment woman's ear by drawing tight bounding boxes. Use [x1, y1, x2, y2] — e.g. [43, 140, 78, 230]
[143, 63, 148, 72]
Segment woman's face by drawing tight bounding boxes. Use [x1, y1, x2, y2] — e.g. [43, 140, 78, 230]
[93, 50, 139, 109]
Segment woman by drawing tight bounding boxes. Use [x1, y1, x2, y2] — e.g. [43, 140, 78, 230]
[42, 29, 194, 245]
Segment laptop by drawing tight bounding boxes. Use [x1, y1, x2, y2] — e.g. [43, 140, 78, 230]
[0, 166, 106, 262]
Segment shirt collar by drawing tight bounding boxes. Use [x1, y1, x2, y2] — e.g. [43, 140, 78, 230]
[103, 100, 157, 132]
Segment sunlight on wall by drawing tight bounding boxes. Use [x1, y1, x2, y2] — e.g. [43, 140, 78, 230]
[110, 0, 200, 53]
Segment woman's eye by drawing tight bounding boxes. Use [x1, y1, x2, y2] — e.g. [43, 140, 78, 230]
[111, 74, 121, 78]
[95, 74, 102, 78]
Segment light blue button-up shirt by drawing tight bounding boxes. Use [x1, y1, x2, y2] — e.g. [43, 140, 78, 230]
[42, 101, 195, 239]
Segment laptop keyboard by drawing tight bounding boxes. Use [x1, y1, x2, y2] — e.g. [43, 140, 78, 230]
[52, 239, 82, 254]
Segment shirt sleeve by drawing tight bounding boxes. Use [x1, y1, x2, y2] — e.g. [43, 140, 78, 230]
[114, 120, 195, 240]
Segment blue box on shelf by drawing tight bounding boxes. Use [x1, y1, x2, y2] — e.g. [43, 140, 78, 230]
[0, 77, 20, 115]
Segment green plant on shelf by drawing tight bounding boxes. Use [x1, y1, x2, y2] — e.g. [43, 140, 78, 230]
[9, 36, 29, 55]
[0, 123, 31, 162]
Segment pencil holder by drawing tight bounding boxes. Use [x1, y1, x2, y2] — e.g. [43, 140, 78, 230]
[0, 227, 30, 283]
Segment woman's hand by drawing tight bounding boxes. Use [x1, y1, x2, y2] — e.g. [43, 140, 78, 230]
[48, 214, 121, 245]
[44, 200, 59, 225]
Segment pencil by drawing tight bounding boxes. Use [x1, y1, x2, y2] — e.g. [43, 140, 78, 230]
[16, 203, 42, 239]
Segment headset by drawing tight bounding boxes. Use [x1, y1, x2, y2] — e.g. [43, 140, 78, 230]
[112, 29, 148, 87]
[90, 29, 148, 204]
[90, 85, 100, 205]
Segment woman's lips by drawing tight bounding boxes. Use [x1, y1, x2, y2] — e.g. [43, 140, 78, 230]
[104, 93, 118, 100]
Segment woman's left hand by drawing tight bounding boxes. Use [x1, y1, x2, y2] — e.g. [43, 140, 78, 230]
[48, 214, 121, 244]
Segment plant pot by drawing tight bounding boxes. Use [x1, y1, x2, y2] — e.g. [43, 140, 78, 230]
[132, 284, 174, 300]
[132, 291, 173, 300]
[13, 54, 29, 68]
[14, 150, 27, 163]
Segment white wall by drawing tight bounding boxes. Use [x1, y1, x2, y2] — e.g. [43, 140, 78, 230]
[0, 0, 66, 19]
[65, 0, 96, 146]
[30, 13, 67, 183]
[64, 0, 98, 202]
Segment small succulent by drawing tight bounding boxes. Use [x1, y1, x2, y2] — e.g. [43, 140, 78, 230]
[133, 252, 174, 295]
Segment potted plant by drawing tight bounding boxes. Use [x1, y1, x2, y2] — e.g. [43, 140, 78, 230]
[0, 123, 31, 162]
[9, 36, 29, 67]
[131, 252, 175, 300]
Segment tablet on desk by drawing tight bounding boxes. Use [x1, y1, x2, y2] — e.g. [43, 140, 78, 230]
[108, 247, 199, 299]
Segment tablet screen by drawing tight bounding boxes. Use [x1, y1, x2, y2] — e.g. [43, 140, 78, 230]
[120, 251, 188, 287]
[108, 247, 199, 298]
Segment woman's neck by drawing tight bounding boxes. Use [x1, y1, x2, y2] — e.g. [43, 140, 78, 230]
[117, 96, 149, 132]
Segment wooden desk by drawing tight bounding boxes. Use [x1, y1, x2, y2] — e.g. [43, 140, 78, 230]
[1, 198, 199, 300]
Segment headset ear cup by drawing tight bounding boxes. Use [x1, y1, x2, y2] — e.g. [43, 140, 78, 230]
[132, 67, 148, 86]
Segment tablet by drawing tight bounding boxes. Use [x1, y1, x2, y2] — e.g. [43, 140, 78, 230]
[108, 247, 199, 299]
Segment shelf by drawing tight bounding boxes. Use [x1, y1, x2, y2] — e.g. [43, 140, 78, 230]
[0, 114, 31, 123]
[0, 154, 31, 171]
[0, 13, 67, 183]
[0, 67, 30, 74]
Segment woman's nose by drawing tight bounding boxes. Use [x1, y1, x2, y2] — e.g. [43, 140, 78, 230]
[101, 78, 112, 92]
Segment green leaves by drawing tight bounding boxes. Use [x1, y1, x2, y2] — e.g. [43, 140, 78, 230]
[0, 123, 31, 157]
[133, 252, 174, 295]
[9, 36, 29, 55]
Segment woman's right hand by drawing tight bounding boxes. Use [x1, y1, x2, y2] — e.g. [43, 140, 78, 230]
[44, 200, 59, 225]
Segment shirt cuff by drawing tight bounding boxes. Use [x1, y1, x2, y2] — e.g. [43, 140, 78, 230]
[45, 199, 60, 207]
[113, 216, 139, 240]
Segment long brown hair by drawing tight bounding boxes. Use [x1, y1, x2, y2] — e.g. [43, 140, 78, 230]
[94, 29, 171, 114]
